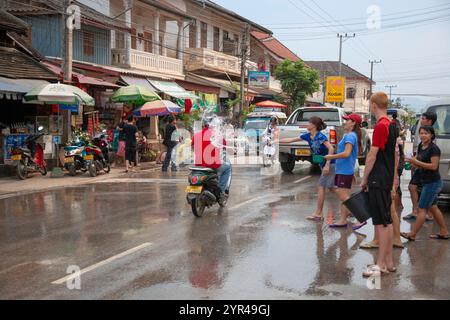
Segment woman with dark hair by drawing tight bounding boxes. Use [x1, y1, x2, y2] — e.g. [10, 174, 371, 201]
[401, 126, 449, 241]
[279, 116, 335, 221]
[324, 113, 365, 230]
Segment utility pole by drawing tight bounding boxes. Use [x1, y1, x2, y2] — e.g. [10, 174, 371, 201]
[385, 85, 397, 106]
[369, 59, 382, 98]
[62, 0, 73, 144]
[337, 33, 355, 77]
[239, 23, 250, 116]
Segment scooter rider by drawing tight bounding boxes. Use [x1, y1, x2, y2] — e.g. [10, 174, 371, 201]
[191, 118, 232, 201]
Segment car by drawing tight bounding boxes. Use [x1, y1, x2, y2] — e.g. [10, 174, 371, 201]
[278, 106, 371, 172]
[413, 98, 450, 195]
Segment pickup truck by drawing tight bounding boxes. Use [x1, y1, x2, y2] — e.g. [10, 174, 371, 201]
[278, 106, 371, 173]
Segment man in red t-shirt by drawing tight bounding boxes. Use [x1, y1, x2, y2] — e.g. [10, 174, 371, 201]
[191, 120, 231, 195]
[361, 92, 397, 278]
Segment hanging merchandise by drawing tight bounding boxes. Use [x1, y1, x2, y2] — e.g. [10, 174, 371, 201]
[184, 99, 192, 114]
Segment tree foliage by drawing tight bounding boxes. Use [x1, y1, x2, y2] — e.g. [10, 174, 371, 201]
[274, 60, 320, 112]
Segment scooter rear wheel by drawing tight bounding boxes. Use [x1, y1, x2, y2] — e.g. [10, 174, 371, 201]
[103, 163, 111, 173]
[16, 161, 27, 180]
[68, 164, 77, 176]
[191, 196, 206, 217]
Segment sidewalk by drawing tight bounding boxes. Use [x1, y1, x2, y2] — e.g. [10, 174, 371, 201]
[0, 162, 158, 198]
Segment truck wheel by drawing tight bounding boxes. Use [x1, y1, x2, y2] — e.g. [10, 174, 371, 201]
[280, 157, 295, 173]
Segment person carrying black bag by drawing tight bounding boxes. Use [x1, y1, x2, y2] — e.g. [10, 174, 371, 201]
[162, 115, 178, 172]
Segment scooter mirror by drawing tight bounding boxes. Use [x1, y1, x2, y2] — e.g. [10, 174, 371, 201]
[37, 126, 44, 132]
[102, 129, 107, 133]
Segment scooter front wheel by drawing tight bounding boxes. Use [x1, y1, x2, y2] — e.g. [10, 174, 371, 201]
[88, 163, 97, 177]
[191, 196, 206, 217]
[103, 163, 111, 173]
[68, 164, 77, 176]
[39, 165, 47, 176]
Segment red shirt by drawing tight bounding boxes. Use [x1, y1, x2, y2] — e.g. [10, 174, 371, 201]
[191, 127, 226, 169]
[372, 117, 391, 151]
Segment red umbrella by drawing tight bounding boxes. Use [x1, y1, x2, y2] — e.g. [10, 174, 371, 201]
[255, 100, 287, 108]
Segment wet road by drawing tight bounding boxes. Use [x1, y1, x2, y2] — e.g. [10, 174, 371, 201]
[0, 163, 449, 300]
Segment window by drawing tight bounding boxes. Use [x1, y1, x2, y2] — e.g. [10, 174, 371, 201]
[346, 87, 356, 99]
[429, 105, 450, 135]
[200, 22, 207, 48]
[115, 31, 125, 49]
[143, 31, 152, 53]
[290, 109, 340, 124]
[189, 21, 196, 48]
[131, 28, 137, 50]
[83, 31, 94, 56]
[213, 27, 220, 51]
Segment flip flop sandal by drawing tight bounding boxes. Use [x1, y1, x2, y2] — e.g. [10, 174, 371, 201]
[352, 221, 367, 231]
[400, 232, 415, 241]
[329, 223, 348, 228]
[306, 215, 324, 221]
[360, 242, 379, 249]
[425, 217, 434, 222]
[429, 234, 450, 240]
[363, 265, 389, 278]
[393, 243, 405, 249]
[402, 214, 417, 221]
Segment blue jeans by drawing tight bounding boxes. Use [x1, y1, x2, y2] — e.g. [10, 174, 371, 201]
[418, 179, 443, 209]
[216, 162, 232, 193]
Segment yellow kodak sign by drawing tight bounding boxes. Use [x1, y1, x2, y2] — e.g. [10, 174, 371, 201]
[325, 76, 345, 103]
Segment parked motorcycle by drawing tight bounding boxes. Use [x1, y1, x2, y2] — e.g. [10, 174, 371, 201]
[11, 126, 47, 180]
[64, 140, 87, 176]
[84, 143, 110, 177]
[92, 130, 111, 165]
[185, 166, 231, 217]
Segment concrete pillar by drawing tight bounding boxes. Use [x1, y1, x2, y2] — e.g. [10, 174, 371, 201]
[123, 0, 132, 66]
[149, 116, 159, 139]
[207, 23, 213, 50]
[176, 20, 183, 60]
[154, 11, 160, 55]
[196, 19, 201, 48]
[219, 28, 223, 52]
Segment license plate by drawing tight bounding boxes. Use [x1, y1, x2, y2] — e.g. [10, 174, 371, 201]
[295, 149, 311, 156]
[83, 155, 94, 160]
[65, 157, 74, 163]
[11, 155, 21, 161]
[185, 186, 203, 194]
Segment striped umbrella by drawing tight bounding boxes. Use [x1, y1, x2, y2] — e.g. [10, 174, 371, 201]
[111, 85, 160, 104]
[133, 100, 181, 117]
[24, 83, 95, 106]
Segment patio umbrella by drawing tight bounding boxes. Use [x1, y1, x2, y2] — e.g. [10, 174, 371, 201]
[255, 100, 287, 108]
[111, 85, 160, 105]
[133, 100, 181, 117]
[23, 83, 95, 106]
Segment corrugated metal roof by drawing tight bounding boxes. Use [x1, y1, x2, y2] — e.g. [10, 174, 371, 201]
[0, 47, 57, 80]
[251, 31, 300, 62]
[304, 61, 373, 83]
[0, 9, 29, 34]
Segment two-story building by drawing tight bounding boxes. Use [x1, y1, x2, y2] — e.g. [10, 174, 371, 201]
[305, 61, 374, 116]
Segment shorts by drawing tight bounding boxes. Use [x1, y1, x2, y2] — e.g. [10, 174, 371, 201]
[418, 179, 442, 209]
[335, 174, 354, 189]
[368, 187, 392, 226]
[409, 169, 421, 187]
[125, 147, 137, 163]
[318, 164, 336, 189]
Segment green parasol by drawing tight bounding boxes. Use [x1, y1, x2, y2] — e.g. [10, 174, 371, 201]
[24, 83, 95, 106]
[111, 85, 160, 104]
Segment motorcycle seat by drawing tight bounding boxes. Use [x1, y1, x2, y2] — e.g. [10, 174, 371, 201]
[189, 166, 216, 172]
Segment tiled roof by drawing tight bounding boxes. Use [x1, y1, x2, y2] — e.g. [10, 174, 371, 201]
[304, 61, 373, 83]
[0, 47, 57, 80]
[251, 31, 300, 62]
[0, 9, 29, 34]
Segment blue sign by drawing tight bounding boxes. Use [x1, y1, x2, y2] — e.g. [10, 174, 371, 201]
[248, 71, 270, 88]
[3, 134, 30, 161]
[53, 136, 61, 144]
[60, 104, 79, 113]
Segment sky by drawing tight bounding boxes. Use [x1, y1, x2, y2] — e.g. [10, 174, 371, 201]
[214, 0, 450, 111]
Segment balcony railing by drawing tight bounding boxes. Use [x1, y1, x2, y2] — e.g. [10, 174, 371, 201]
[111, 48, 183, 77]
[184, 48, 240, 76]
